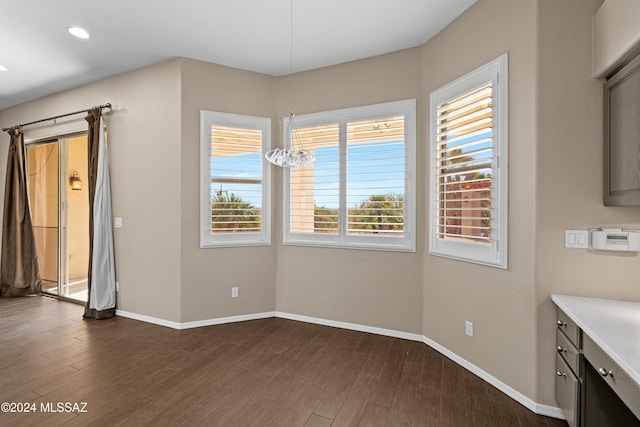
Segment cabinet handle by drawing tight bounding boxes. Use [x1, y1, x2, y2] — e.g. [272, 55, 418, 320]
[557, 345, 565, 353]
[556, 371, 566, 377]
[556, 320, 566, 327]
[598, 367, 613, 377]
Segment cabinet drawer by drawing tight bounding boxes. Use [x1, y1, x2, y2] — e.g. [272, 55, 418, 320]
[555, 353, 580, 427]
[582, 334, 640, 420]
[556, 308, 580, 347]
[556, 328, 580, 376]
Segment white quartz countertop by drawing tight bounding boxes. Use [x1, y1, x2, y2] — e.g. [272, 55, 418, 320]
[551, 294, 640, 388]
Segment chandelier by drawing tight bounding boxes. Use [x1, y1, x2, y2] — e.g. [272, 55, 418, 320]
[264, 0, 315, 168]
[265, 111, 314, 167]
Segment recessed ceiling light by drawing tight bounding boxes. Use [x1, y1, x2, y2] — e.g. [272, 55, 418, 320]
[68, 27, 90, 39]
[0, 65, 7, 72]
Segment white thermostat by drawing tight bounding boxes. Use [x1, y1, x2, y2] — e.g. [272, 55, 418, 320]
[590, 228, 640, 252]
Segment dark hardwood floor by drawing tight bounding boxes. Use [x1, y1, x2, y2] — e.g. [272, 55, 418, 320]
[0, 296, 567, 426]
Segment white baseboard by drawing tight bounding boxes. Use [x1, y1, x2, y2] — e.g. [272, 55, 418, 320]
[114, 308, 564, 420]
[534, 403, 565, 419]
[115, 309, 275, 330]
[180, 311, 276, 329]
[275, 311, 424, 342]
[420, 335, 565, 420]
[116, 309, 183, 329]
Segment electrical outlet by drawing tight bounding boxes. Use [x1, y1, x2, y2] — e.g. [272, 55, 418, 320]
[465, 321, 474, 337]
[231, 287, 239, 298]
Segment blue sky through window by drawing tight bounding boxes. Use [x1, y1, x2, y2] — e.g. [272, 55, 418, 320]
[210, 152, 263, 208]
[210, 139, 407, 209]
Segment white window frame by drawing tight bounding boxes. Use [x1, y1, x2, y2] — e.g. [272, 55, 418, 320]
[200, 111, 271, 248]
[429, 54, 508, 268]
[283, 99, 416, 252]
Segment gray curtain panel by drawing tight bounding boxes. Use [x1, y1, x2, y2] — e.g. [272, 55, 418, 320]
[83, 109, 116, 319]
[0, 129, 42, 296]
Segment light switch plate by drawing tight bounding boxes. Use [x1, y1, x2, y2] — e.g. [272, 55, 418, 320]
[465, 321, 474, 337]
[114, 217, 123, 228]
[565, 229, 589, 249]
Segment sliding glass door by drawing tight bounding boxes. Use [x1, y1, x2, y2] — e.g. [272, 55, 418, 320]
[26, 135, 89, 302]
[27, 141, 60, 296]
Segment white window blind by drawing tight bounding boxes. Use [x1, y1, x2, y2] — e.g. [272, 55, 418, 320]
[200, 111, 270, 247]
[429, 54, 508, 268]
[347, 115, 406, 236]
[209, 124, 263, 233]
[289, 123, 340, 234]
[284, 100, 416, 252]
[435, 83, 493, 244]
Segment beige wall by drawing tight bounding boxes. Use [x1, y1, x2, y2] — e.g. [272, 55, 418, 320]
[179, 59, 277, 322]
[0, 60, 183, 322]
[273, 48, 424, 334]
[421, 0, 539, 401]
[536, 0, 640, 405]
[1, 0, 638, 412]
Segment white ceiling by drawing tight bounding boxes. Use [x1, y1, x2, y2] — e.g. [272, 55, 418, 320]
[0, 0, 477, 110]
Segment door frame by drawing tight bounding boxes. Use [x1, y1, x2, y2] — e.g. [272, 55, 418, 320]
[25, 131, 87, 304]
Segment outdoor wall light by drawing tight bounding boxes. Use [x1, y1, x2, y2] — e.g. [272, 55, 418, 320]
[70, 170, 83, 190]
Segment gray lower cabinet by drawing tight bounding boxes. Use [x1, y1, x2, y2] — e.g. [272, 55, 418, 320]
[556, 328, 580, 377]
[555, 353, 580, 427]
[555, 306, 640, 427]
[555, 308, 581, 427]
[582, 334, 640, 424]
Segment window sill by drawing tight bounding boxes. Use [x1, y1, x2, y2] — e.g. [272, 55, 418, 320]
[283, 238, 415, 253]
[200, 240, 271, 249]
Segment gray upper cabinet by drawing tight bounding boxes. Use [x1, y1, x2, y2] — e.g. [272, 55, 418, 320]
[604, 53, 640, 206]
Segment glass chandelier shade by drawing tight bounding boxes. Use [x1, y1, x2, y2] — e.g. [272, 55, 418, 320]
[265, 112, 314, 167]
[264, 1, 314, 168]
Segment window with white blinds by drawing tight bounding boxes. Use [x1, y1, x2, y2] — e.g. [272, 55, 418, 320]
[284, 100, 416, 252]
[347, 116, 406, 237]
[429, 54, 508, 268]
[435, 83, 493, 244]
[200, 111, 271, 247]
[289, 123, 340, 234]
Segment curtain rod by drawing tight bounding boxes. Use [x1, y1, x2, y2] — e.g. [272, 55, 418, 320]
[2, 103, 112, 132]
